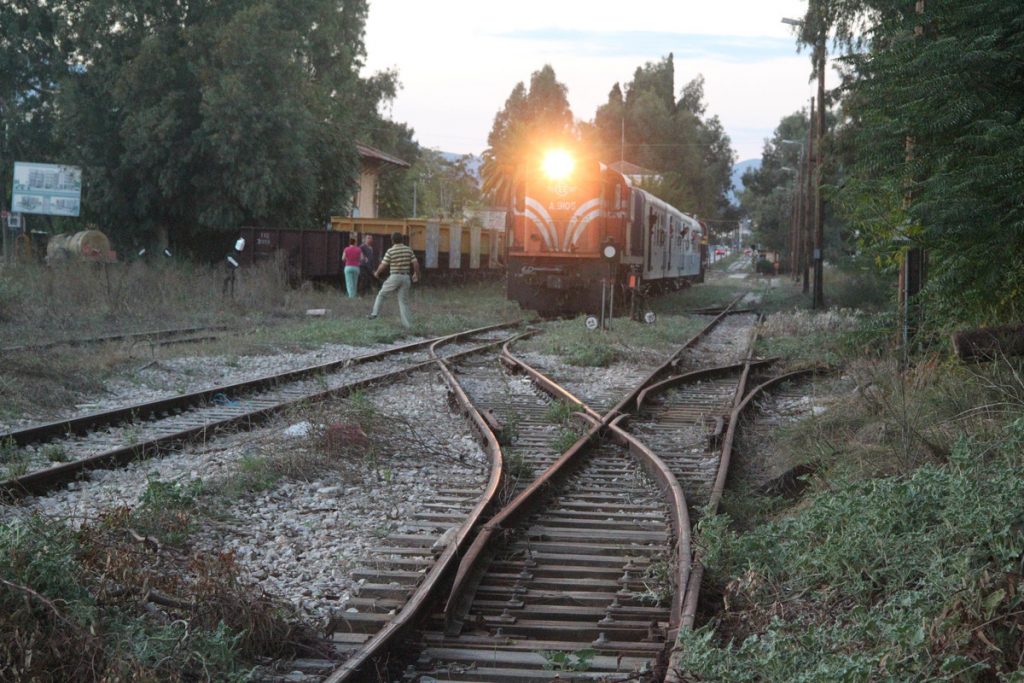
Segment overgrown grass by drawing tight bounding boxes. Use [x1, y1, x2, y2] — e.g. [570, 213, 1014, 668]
[684, 426, 1024, 681]
[544, 400, 582, 425]
[651, 278, 752, 314]
[825, 262, 894, 312]
[0, 510, 323, 681]
[276, 280, 521, 347]
[522, 315, 707, 367]
[681, 315, 1024, 681]
[757, 307, 891, 367]
[0, 264, 518, 424]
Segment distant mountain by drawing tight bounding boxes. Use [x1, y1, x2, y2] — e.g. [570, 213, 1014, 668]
[729, 158, 761, 205]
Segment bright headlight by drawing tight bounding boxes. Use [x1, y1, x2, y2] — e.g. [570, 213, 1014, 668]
[541, 149, 575, 180]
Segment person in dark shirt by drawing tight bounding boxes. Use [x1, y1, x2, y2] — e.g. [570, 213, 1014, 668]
[358, 234, 378, 294]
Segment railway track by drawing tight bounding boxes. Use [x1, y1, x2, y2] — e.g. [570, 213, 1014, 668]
[0, 323, 231, 354]
[0, 322, 522, 497]
[319, 299, 766, 681]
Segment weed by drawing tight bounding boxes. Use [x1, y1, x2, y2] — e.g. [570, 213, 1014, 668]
[686, 435, 1024, 679]
[42, 444, 69, 463]
[499, 411, 521, 446]
[0, 436, 20, 463]
[217, 455, 280, 497]
[633, 558, 673, 607]
[131, 476, 203, 545]
[0, 438, 31, 478]
[544, 399, 581, 425]
[505, 452, 533, 480]
[122, 423, 142, 447]
[553, 426, 584, 453]
[5, 456, 30, 478]
[542, 647, 597, 672]
[1, 510, 324, 681]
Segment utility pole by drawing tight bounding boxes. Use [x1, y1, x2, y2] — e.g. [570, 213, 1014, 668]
[803, 97, 815, 295]
[899, 0, 927, 356]
[791, 145, 804, 279]
[812, 30, 826, 310]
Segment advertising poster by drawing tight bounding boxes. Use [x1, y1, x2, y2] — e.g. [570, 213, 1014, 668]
[12, 162, 82, 217]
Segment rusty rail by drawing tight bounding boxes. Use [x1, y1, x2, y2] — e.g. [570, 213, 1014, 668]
[322, 330, 534, 682]
[1, 322, 522, 497]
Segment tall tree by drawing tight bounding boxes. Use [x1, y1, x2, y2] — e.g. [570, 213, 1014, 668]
[0, 0, 70, 225]
[808, 0, 1024, 323]
[407, 149, 481, 219]
[741, 111, 811, 252]
[480, 65, 574, 205]
[590, 56, 736, 220]
[55, 0, 397, 251]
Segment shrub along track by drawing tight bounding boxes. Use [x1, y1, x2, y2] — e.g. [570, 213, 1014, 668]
[323, 299, 772, 681]
[0, 323, 522, 498]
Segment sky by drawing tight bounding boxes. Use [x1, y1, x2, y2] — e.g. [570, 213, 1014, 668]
[364, 0, 824, 163]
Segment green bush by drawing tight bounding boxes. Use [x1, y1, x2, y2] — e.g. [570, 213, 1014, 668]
[680, 427, 1024, 681]
[826, 265, 894, 312]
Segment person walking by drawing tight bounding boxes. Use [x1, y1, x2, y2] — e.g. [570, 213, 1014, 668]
[368, 232, 419, 328]
[342, 237, 364, 298]
[358, 234, 378, 294]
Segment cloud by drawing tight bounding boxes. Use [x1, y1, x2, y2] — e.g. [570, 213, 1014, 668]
[492, 29, 797, 63]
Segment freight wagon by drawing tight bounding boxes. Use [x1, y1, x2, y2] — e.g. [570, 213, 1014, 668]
[237, 218, 505, 284]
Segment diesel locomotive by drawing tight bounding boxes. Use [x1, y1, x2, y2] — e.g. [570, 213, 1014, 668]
[505, 148, 707, 316]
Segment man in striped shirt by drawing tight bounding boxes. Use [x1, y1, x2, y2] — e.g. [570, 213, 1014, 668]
[368, 232, 420, 328]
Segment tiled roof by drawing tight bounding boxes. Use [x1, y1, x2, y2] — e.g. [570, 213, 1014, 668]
[356, 143, 410, 168]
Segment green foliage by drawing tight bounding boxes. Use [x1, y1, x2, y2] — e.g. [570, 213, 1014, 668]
[0, 514, 255, 681]
[740, 111, 809, 251]
[12, 0, 404, 248]
[0, 1, 68, 217]
[407, 149, 482, 219]
[812, 0, 1024, 326]
[542, 647, 596, 672]
[481, 65, 575, 205]
[552, 426, 584, 453]
[504, 451, 532, 480]
[682, 431, 1024, 680]
[588, 59, 736, 219]
[824, 261, 893, 311]
[132, 477, 203, 545]
[544, 400, 581, 425]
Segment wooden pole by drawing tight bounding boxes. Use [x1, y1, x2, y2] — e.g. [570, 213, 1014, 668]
[812, 33, 826, 309]
[899, 0, 927, 355]
[803, 97, 815, 294]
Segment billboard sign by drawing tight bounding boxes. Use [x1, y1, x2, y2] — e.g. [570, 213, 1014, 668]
[11, 162, 82, 217]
